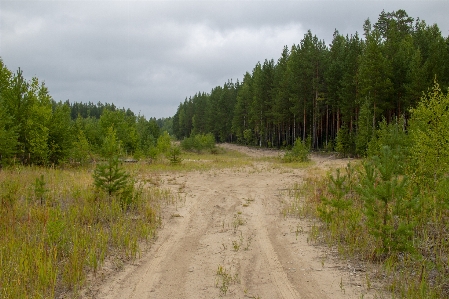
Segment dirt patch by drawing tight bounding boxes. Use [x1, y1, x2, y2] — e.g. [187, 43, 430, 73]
[81, 144, 385, 299]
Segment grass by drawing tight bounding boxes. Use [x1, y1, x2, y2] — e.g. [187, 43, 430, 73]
[283, 161, 449, 298]
[7, 145, 416, 298]
[0, 145, 246, 298]
[135, 148, 252, 173]
[0, 164, 173, 298]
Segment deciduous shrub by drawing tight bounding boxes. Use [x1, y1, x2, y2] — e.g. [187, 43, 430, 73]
[181, 133, 216, 153]
[282, 137, 310, 163]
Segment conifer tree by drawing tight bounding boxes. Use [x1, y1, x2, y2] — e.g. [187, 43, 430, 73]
[335, 124, 352, 157]
[359, 146, 412, 257]
[355, 98, 373, 156]
[93, 127, 130, 198]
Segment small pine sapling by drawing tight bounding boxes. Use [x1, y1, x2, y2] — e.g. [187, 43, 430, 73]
[358, 146, 413, 258]
[34, 174, 48, 205]
[93, 127, 135, 209]
[318, 168, 352, 226]
[93, 157, 130, 196]
[167, 145, 182, 165]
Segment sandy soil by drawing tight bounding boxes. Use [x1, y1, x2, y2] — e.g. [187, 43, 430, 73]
[81, 144, 384, 299]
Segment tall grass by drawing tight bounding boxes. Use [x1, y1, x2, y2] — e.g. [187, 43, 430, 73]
[0, 165, 166, 298]
[284, 162, 449, 298]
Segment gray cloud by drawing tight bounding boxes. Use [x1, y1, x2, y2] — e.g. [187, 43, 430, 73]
[1, 1, 448, 118]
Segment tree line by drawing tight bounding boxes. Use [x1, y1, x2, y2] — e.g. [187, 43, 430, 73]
[0, 62, 173, 166]
[172, 10, 449, 156]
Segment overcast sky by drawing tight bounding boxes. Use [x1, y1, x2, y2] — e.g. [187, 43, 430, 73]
[1, 1, 448, 119]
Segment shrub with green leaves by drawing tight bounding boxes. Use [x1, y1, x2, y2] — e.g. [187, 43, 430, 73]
[69, 130, 91, 165]
[243, 129, 253, 145]
[156, 131, 172, 155]
[409, 80, 449, 189]
[181, 133, 216, 153]
[282, 137, 310, 163]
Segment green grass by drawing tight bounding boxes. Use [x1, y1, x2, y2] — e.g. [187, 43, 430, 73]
[0, 146, 248, 298]
[0, 165, 169, 298]
[283, 162, 449, 298]
[130, 148, 252, 173]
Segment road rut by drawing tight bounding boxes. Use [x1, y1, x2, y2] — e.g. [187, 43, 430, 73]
[83, 145, 379, 298]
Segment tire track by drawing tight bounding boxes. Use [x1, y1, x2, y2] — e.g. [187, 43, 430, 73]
[86, 146, 378, 299]
[250, 184, 302, 299]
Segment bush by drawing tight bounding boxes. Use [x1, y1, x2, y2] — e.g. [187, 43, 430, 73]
[156, 131, 172, 155]
[282, 137, 310, 163]
[181, 133, 216, 153]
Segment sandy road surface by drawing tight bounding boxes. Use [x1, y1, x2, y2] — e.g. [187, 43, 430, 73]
[83, 144, 381, 299]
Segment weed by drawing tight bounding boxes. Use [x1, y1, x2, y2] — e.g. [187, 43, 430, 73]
[232, 240, 241, 251]
[340, 277, 346, 294]
[244, 235, 253, 251]
[215, 264, 240, 296]
[295, 224, 303, 240]
[243, 197, 254, 208]
[0, 165, 165, 298]
[232, 213, 246, 232]
[366, 274, 371, 290]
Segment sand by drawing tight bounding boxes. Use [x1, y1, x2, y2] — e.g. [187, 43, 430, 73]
[81, 144, 384, 299]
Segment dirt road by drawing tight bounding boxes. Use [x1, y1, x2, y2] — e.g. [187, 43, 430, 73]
[84, 144, 380, 299]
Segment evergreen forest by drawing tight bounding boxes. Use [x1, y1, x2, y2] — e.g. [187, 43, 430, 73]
[172, 10, 449, 156]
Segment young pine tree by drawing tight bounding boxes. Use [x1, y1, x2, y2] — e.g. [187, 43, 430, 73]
[93, 127, 131, 202]
[335, 124, 353, 157]
[358, 146, 414, 258]
[355, 98, 373, 157]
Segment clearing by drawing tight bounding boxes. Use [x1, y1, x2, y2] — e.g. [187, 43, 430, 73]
[81, 144, 386, 299]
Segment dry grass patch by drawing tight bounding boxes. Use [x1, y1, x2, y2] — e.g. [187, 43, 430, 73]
[0, 165, 172, 298]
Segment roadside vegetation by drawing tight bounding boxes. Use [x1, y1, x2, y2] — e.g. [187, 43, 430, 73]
[284, 83, 449, 298]
[0, 165, 167, 298]
[0, 130, 252, 298]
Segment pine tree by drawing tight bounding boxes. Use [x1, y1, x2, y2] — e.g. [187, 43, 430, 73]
[335, 124, 352, 157]
[355, 98, 373, 156]
[166, 145, 182, 165]
[233, 72, 253, 144]
[359, 146, 412, 257]
[93, 127, 130, 200]
[358, 28, 393, 125]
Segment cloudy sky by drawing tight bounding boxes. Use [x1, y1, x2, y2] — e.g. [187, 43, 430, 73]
[1, 1, 448, 119]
